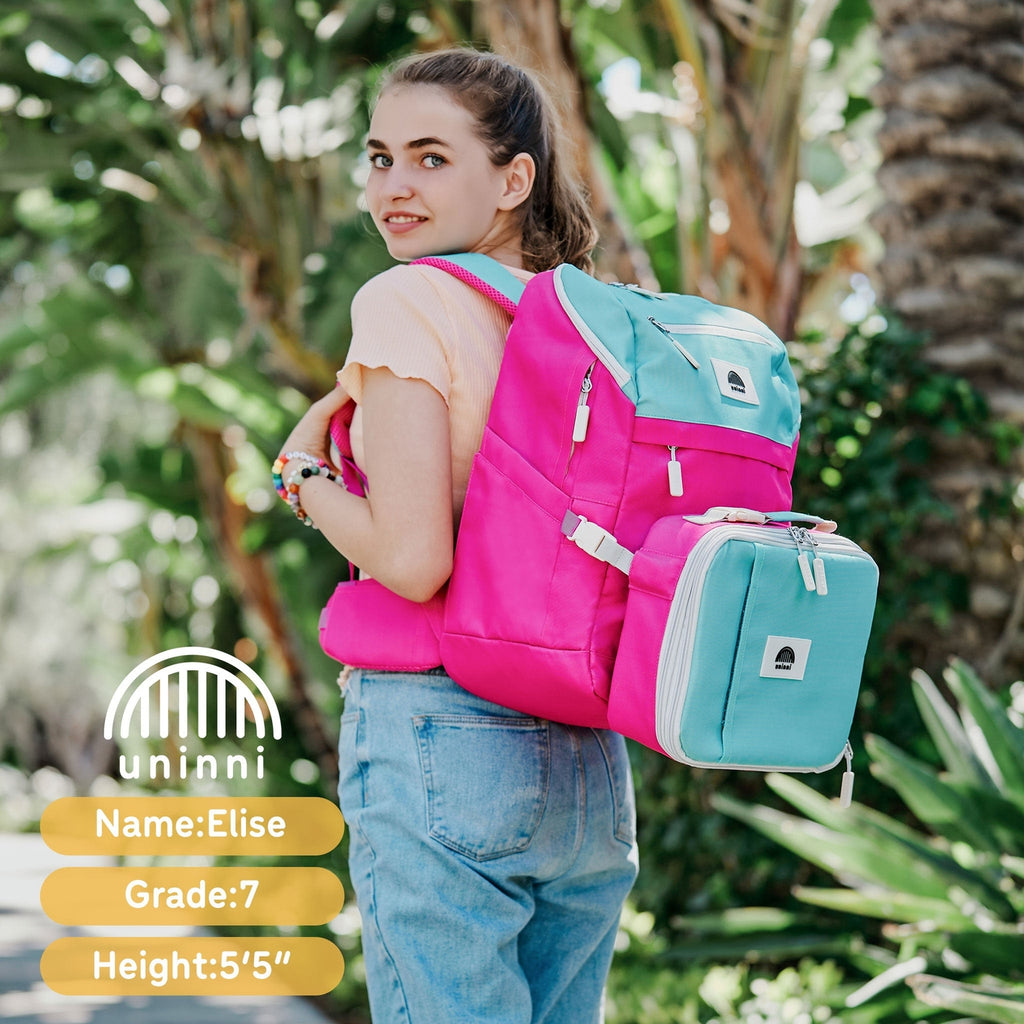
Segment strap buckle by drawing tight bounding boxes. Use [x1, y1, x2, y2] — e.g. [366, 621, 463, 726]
[561, 512, 634, 575]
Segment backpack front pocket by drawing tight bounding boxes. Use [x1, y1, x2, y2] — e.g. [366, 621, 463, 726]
[441, 427, 615, 727]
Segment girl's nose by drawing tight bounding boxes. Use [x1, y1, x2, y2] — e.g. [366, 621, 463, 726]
[386, 174, 414, 201]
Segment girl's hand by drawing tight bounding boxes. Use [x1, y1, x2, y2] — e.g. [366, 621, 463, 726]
[279, 383, 352, 464]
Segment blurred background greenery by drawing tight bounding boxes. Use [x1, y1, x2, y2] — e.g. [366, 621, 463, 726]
[1, 0, 1023, 1020]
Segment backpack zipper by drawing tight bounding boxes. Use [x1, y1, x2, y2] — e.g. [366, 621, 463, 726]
[573, 362, 595, 443]
[554, 267, 632, 388]
[649, 318, 701, 370]
[667, 446, 684, 496]
[611, 282, 668, 299]
[564, 362, 596, 478]
[649, 318, 784, 350]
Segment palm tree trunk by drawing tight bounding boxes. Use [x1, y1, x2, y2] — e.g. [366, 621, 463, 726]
[871, 0, 1024, 682]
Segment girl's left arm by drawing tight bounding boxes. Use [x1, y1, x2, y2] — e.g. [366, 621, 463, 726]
[282, 368, 454, 603]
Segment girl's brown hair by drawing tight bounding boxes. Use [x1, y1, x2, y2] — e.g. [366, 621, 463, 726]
[378, 48, 598, 274]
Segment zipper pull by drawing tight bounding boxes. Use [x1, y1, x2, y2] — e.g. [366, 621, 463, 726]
[614, 282, 666, 298]
[840, 742, 855, 808]
[791, 528, 817, 591]
[804, 528, 828, 595]
[573, 364, 594, 443]
[667, 446, 684, 496]
[798, 552, 816, 591]
[813, 555, 828, 596]
[649, 318, 700, 369]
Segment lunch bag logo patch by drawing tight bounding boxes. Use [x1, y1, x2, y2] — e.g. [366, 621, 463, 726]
[760, 636, 811, 680]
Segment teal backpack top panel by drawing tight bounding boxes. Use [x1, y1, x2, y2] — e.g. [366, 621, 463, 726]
[554, 265, 801, 447]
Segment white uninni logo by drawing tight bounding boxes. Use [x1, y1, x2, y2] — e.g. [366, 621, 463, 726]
[103, 646, 282, 782]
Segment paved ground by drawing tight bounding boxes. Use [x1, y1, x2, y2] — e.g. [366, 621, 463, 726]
[0, 832, 338, 1024]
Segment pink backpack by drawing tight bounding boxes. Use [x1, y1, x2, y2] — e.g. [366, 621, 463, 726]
[321, 254, 802, 730]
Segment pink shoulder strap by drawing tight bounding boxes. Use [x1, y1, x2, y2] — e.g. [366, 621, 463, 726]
[413, 254, 524, 317]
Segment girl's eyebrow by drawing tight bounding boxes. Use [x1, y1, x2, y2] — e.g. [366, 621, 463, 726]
[366, 136, 453, 152]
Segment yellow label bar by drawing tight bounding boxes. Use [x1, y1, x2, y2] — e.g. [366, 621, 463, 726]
[41, 867, 343, 926]
[40, 797, 344, 856]
[42, 937, 344, 996]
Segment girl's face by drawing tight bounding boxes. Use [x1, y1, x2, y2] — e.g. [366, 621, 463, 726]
[365, 86, 532, 266]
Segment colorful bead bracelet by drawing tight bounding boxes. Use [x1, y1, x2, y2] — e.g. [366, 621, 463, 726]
[272, 451, 341, 528]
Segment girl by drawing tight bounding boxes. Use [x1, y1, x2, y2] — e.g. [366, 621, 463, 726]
[277, 48, 637, 1023]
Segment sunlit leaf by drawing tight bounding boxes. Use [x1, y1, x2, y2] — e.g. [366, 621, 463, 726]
[792, 885, 973, 927]
[944, 660, 1024, 794]
[865, 733, 1002, 851]
[911, 668, 994, 788]
[908, 974, 1024, 1024]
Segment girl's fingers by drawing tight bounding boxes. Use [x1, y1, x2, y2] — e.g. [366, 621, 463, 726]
[317, 384, 353, 415]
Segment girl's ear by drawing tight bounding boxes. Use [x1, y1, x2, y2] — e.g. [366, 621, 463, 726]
[497, 153, 536, 212]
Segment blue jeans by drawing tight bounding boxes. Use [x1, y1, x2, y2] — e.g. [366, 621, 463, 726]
[338, 669, 638, 1023]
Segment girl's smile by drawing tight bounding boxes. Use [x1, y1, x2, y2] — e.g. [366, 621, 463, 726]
[381, 213, 428, 234]
[365, 86, 533, 266]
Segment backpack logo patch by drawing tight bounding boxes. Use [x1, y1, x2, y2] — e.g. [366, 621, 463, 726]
[711, 358, 760, 406]
[759, 636, 811, 680]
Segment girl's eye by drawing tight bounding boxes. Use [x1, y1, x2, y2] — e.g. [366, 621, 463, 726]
[422, 154, 446, 169]
[369, 153, 392, 169]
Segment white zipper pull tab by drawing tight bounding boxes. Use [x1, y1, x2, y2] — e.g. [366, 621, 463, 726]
[572, 364, 594, 443]
[798, 552, 816, 591]
[791, 528, 816, 591]
[649, 318, 700, 369]
[803, 528, 828, 595]
[813, 554, 828, 596]
[667, 446, 684, 496]
[840, 742, 855, 808]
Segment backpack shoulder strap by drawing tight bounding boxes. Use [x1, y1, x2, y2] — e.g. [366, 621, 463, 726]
[413, 253, 524, 315]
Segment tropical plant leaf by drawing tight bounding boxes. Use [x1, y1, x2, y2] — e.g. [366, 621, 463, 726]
[865, 732, 1002, 851]
[672, 906, 798, 934]
[911, 667, 994, 788]
[792, 884, 973, 928]
[949, 932, 1024, 977]
[907, 974, 1024, 1023]
[942, 780, 1024, 860]
[763, 774, 1018, 922]
[655, 930, 851, 963]
[713, 791, 952, 902]
[944, 660, 1024, 794]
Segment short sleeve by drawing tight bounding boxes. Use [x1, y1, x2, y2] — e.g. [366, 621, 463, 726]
[338, 265, 453, 405]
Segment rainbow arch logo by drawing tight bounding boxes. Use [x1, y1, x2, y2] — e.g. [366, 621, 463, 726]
[103, 646, 283, 743]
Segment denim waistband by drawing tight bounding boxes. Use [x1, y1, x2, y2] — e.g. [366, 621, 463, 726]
[369, 665, 448, 676]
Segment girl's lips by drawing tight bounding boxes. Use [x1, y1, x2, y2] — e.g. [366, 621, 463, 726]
[383, 214, 427, 235]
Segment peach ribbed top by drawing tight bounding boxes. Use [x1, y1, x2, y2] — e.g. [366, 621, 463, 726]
[337, 261, 533, 518]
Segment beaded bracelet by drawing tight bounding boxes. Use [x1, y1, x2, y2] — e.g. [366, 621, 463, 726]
[272, 451, 328, 500]
[272, 452, 341, 528]
[289, 461, 337, 527]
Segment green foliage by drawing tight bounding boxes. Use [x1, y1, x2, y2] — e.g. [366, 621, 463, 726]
[606, 903, 906, 1023]
[825, 0, 876, 59]
[716, 660, 1024, 1023]
[608, 953, 860, 1024]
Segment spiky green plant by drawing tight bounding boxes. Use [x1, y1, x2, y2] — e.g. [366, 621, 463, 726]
[716, 660, 1024, 1022]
